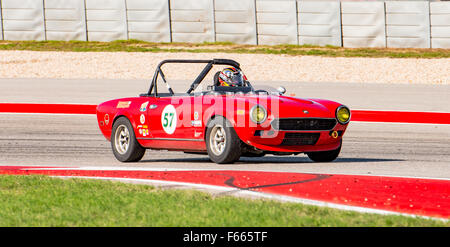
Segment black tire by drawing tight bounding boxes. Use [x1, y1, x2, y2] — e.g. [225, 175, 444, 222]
[111, 117, 146, 162]
[205, 116, 241, 164]
[306, 141, 342, 162]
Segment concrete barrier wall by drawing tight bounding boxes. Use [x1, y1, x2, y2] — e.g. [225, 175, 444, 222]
[341, 2, 386, 48]
[1, 0, 45, 40]
[430, 2, 450, 48]
[0, 0, 449, 48]
[126, 0, 170, 42]
[85, 0, 127, 41]
[44, 0, 86, 41]
[298, 1, 341, 47]
[215, 0, 257, 45]
[170, 0, 214, 43]
[386, 1, 430, 48]
[256, 0, 298, 45]
[0, 0, 3, 40]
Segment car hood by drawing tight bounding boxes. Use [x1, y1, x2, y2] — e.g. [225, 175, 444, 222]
[232, 94, 337, 119]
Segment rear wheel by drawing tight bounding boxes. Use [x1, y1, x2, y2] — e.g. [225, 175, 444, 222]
[111, 117, 145, 162]
[206, 116, 241, 164]
[306, 141, 342, 162]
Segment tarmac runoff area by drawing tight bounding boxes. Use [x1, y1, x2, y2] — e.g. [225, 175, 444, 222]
[0, 78, 449, 219]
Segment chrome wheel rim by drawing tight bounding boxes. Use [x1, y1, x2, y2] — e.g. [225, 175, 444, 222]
[114, 124, 130, 154]
[209, 125, 226, 156]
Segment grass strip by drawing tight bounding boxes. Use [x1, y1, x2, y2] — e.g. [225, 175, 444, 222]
[0, 175, 447, 227]
[0, 40, 448, 58]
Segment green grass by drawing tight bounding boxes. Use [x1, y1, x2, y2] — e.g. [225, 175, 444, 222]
[0, 40, 449, 58]
[0, 175, 447, 227]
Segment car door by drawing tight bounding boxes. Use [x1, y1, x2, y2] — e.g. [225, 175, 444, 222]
[147, 95, 196, 140]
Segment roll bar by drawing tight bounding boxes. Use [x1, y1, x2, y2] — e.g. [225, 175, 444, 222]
[146, 59, 242, 96]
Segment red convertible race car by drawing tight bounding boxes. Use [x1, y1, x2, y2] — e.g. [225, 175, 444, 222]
[96, 59, 351, 164]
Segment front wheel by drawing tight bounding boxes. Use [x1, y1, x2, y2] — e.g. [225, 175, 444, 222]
[306, 141, 342, 162]
[111, 117, 146, 162]
[205, 116, 241, 164]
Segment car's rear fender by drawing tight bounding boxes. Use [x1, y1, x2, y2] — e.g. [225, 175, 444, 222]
[96, 99, 140, 142]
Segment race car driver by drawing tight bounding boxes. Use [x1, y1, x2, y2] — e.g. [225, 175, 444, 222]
[217, 67, 247, 87]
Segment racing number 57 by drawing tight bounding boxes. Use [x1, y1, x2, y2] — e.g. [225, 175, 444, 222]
[161, 104, 177, 135]
[162, 112, 174, 128]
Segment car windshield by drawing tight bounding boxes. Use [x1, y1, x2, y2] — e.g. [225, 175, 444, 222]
[253, 85, 279, 94]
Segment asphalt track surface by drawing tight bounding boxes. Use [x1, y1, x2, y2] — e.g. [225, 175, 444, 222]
[1, 78, 450, 218]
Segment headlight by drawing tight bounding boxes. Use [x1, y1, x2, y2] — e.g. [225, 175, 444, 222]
[250, 105, 267, 124]
[336, 105, 351, 124]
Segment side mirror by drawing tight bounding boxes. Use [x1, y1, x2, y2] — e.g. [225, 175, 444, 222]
[277, 86, 286, 95]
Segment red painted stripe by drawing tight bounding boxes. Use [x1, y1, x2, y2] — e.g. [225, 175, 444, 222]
[1, 103, 450, 124]
[352, 110, 450, 124]
[1, 166, 449, 219]
[0, 103, 97, 115]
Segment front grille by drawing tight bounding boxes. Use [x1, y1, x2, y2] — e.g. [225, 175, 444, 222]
[280, 133, 320, 146]
[272, 118, 336, 131]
